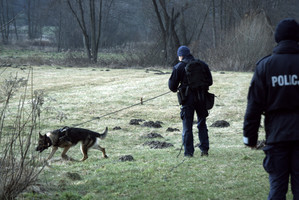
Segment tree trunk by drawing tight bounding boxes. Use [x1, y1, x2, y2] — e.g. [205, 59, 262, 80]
[0, 0, 10, 44]
[212, 0, 217, 48]
[67, 0, 103, 63]
[90, 0, 96, 62]
[67, 0, 91, 60]
[26, 0, 42, 39]
[152, 0, 182, 65]
[152, 0, 167, 63]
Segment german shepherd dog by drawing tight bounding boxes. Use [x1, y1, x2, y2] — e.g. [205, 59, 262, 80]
[36, 127, 108, 161]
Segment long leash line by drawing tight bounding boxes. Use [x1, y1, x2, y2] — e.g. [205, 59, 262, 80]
[163, 158, 186, 181]
[176, 142, 184, 158]
[71, 90, 189, 177]
[13, 68, 187, 176]
[72, 91, 172, 127]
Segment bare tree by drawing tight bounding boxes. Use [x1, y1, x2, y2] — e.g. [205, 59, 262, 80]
[0, 0, 10, 43]
[151, 0, 180, 65]
[66, 0, 104, 63]
[0, 0, 20, 44]
[150, 0, 212, 65]
[45, 0, 83, 51]
[25, 0, 43, 39]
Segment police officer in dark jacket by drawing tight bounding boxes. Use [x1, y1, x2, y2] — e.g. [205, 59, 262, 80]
[169, 46, 212, 157]
[243, 18, 299, 199]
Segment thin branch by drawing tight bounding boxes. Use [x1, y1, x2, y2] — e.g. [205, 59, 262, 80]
[0, 9, 24, 33]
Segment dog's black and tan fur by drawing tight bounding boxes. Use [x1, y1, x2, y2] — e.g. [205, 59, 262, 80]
[36, 127, 108, 161]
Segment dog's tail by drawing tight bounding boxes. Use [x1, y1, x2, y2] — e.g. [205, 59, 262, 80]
[98, 127, 108, 139]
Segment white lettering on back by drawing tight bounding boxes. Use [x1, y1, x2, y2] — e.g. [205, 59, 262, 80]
[272, 76, 277, 87]
[271, 74, 299, 87]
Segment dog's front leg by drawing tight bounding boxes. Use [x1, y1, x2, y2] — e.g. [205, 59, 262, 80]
[61, 146, 71, 160]
[47, 146, 58, 160]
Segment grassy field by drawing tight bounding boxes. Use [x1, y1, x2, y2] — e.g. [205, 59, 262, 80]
[0, 65, 293, 200]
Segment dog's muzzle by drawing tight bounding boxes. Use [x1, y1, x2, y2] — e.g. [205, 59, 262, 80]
[35, 145, 48, 153]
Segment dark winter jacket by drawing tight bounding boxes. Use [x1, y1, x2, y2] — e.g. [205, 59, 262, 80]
[243, 40, 299, 146]
[168, 55, 212, 93]
[168, 54, 212, 113]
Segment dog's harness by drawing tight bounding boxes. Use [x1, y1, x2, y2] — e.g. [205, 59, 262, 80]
[53, 126, 71, 146]
[60, 126, 69, 133]
[46, 127, 70, 148]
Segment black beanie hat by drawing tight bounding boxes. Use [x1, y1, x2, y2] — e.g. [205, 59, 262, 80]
[177, 46, 190, 57]
[274, 18, 299, 43]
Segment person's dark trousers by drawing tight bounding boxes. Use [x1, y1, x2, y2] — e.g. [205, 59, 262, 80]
[263, 141, 299, 200]
[180, 104, 209, 156]
[197, 117, 209, 153]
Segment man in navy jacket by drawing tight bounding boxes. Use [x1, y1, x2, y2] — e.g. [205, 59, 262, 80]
[169, 46, 212, 157]
[243, 18, 299, 199]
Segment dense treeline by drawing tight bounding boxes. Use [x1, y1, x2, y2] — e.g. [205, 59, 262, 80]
[0, 0, 298, 70]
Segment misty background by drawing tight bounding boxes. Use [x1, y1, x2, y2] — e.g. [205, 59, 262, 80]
[0, 0, 298, 70]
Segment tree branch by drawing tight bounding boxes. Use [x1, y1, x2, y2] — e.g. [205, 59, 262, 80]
[0, 9, 24, 33]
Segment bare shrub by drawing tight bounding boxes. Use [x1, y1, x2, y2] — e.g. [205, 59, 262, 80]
[205, 10, 274, 71]
[0, 69, 45, 200]
[122, 42, 164, 67]
[100, 42, 164, 68]
[62, 50, 91, 67]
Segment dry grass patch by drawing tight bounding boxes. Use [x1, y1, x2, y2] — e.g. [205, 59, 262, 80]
[1, 66, 293, 200]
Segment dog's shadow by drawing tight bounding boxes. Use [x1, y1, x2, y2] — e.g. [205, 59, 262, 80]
[45, 157, 79, 166]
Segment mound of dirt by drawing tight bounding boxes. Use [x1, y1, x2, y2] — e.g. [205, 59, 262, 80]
[129, 119, 145, 125]
[142, 121, 163, 128]
[113, 126, 121, 130]
[210, 120, 230, 128]
[142, 132, 164, 139]
[64, 172, 82, 181]
[143, 141, 174, 149]
[166, 127, 180, 132]
[119, 155, 134, 162]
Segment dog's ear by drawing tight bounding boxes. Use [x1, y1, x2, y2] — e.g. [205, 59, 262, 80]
[39, 132, 42, 137]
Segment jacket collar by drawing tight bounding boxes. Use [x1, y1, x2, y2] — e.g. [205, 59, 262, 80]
[273, 40, 299, 54]
[182, 54, 194, 62]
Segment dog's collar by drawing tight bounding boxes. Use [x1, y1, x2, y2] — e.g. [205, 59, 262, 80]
[45, 136, 52, 148]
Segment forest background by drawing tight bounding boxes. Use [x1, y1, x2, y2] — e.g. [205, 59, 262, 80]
[0, 0, 298, 70]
